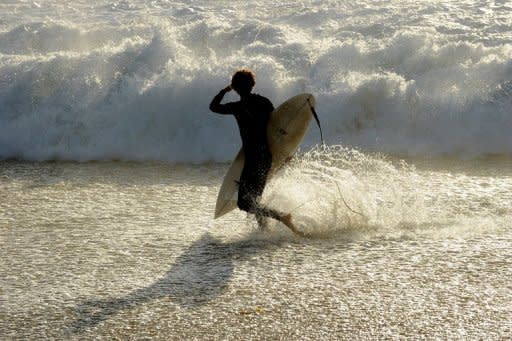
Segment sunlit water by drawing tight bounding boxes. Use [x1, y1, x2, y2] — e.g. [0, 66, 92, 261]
[1, 148, 511, 339]
[1, 0, 511, 338]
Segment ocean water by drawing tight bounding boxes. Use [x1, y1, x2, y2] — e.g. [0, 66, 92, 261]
[1, 0, 511, 339]
[1, 0, 511, 161]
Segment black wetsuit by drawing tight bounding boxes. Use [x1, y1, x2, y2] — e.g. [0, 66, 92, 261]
[209, 89, 281, 220]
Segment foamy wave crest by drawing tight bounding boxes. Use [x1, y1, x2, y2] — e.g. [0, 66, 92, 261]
[314, 34, 512, 156]
[0, 1, 511, 162]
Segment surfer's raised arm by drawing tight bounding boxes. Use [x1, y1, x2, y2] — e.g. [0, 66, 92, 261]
[209, 85, 234, 114]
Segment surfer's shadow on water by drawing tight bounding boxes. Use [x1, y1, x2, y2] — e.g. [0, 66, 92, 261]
[69, 232, 276, 333]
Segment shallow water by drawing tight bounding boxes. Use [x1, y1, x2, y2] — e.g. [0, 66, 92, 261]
[1, 151, 511, 339]
[2, 1, 511, 338]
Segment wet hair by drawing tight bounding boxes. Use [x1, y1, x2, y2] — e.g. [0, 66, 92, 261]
[231, 69, 255, 94]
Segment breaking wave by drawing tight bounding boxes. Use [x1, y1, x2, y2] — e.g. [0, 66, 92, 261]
[1, 1, 511, 162]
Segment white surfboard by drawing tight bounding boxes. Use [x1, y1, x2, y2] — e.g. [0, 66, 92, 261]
[214, 93, 317, 219]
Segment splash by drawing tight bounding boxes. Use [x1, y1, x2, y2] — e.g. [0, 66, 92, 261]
[262, 146, 509, 239]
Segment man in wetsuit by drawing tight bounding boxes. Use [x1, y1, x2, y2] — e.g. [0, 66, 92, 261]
[209, 69, 299, 234]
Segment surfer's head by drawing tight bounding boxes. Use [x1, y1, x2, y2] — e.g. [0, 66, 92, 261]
[231, 69, 255, 95]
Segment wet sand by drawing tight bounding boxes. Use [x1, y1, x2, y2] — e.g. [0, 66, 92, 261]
[1, 160, 511, 339]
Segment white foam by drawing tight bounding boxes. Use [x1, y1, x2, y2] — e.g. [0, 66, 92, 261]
[263, 146, 511, 239]
[0, 1, 511, 161]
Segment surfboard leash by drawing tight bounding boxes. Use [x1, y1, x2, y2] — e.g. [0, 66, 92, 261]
[335, 181, 364, 216]
[307, 97, 324, 145]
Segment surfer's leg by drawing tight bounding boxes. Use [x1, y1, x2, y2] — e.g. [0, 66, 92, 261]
[239, 189, 301, 234]
[238, 160, 303, 235]
[255, 205, 302, 234]
[237, 180, 257, 213]
[238, 170, 273, 230]
[238, 181, 269, 229]
[256, 205, 305, 236]
[237, 161, 266, 214]
[256, 214, 268, 231]
[278, 213, 305, 237]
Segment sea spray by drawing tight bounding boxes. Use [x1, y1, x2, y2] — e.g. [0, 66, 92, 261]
[264, 146, 440, 238]
[0, 0, 511, 161]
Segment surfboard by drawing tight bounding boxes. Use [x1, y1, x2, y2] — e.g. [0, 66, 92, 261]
[214, 93, 316, 219]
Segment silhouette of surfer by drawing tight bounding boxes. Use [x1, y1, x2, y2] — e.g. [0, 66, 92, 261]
[210, 69, 300, 234]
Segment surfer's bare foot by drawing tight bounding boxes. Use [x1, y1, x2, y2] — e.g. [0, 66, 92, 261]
[280, 214, 306, 237]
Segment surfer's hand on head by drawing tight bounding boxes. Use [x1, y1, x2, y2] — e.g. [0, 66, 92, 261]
[223, 85, 232, 92]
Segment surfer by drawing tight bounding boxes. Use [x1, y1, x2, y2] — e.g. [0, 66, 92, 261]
[209, 69, 300, 234]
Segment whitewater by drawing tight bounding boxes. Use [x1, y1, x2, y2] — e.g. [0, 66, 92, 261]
[1, 1, 511, 339]
[0, 0, 511, 161]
